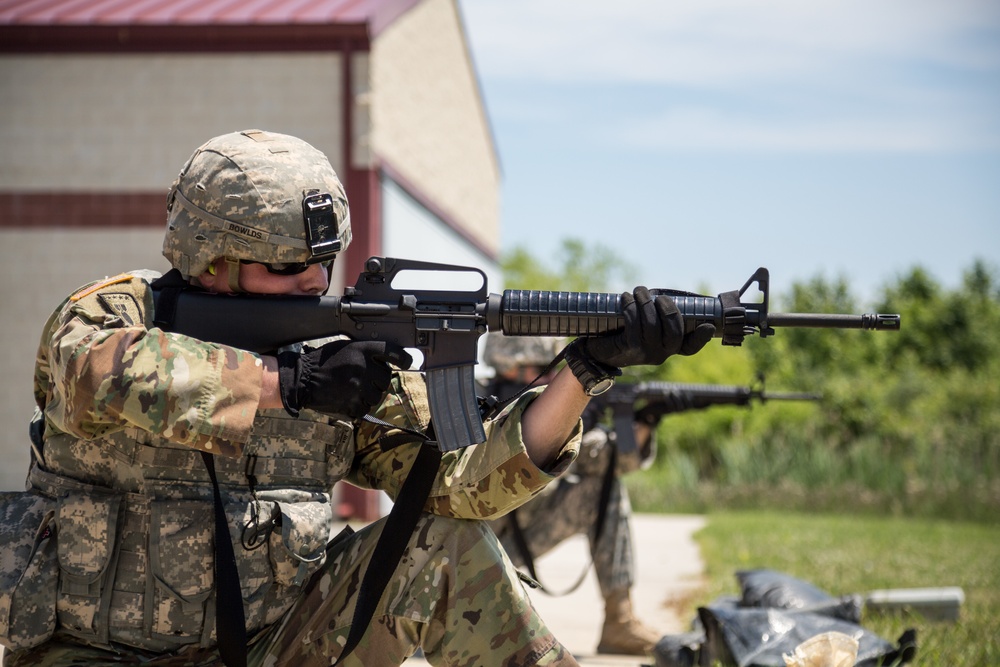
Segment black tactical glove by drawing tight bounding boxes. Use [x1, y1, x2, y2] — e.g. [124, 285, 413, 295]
[277, 340, 413, 419]
[580, 286, 716, 368]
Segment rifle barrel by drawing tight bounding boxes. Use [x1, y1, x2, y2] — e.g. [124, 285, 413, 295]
[761, 391, 822, 401]
[768, 312, 900, 330]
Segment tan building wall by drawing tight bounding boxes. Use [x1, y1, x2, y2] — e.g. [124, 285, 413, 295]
[1, 53, 345, 190]
[0, 2, 501, 493]
[372, 0, 501, 255]
[0, 53, 346, 491]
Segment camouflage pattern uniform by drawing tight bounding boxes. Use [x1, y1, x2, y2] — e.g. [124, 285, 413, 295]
[482, 333, 661, 656]
[486, 383, 648, 598]
[2, 274, 582, 664]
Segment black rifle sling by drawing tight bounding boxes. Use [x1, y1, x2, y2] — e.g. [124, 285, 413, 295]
[200, 451, 248, 667]
[507, 438, 617, 597]
[480, 354, 564, 422]
[332, 415, 441, 664]
[199, 413, 438, 667]
[206, 419, 439, 666]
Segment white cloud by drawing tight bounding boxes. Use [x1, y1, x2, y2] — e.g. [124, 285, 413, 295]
[460, 0, 1000, 86]
[459, 0, 1000, 153]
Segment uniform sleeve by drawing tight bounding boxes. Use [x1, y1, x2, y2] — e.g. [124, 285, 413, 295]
[349, 371, 581, 520]
[34, 274, 264, 457]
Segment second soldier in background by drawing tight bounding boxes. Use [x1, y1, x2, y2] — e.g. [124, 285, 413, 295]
[482, 333, 662, 657]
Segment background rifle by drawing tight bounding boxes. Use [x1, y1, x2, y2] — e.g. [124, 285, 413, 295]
[154, 256, 899, 452]
[597, 380, 822, 455]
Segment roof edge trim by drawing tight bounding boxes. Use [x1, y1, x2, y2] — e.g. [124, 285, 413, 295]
[0, 24, 371, 53]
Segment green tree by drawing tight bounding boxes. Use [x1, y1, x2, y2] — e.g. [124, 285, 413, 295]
[501, 240, 1000, 521]
[877, 260, 1000, 372]
[501, 239, 637, 292]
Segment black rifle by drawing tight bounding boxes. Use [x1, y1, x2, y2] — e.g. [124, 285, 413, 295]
[502, 380, 821, 595]
[599, 381, 822, 455]
[154, 256, 899, 452]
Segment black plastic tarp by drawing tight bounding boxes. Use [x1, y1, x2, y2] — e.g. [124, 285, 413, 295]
[653, 569, 917, 667]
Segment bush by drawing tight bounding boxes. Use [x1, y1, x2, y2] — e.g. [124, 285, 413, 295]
[629, 261, 1000, 523]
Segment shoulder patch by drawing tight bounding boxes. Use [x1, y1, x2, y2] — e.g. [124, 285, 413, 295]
[71, 274, 133, 302]
[68, 272, 152, 327]
[98, 293, 142, 326]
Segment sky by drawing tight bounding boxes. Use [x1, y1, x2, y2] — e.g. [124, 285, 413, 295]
[457, 0, 1000, 305]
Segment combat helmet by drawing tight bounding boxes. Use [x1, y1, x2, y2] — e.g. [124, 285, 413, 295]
[163, 129, 351, 289]
[483, 332, 564, 374]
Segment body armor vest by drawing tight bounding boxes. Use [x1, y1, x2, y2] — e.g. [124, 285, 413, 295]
[11, 409, 352, 653]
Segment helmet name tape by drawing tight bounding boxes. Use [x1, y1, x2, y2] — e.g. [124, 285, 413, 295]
[226, 222, 265, 241]
[172, 186, 309, 251]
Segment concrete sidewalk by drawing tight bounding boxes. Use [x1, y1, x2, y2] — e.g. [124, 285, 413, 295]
[409, 513, 707, 666]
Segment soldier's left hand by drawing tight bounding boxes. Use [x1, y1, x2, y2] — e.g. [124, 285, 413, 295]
[581, 286, 715, 368]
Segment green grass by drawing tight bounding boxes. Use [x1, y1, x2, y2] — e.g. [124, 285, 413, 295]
[627, 474, 1000, 525]
[686, 511, 1000, 666]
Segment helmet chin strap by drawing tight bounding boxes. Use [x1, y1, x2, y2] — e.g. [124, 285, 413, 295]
[224, 257, 243, 293]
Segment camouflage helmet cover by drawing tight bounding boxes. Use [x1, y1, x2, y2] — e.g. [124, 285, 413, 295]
[483, 332, 565, 374]
[163, 129, 352, 279]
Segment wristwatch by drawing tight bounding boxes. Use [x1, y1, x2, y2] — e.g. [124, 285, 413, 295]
[562, 341, 621, 397]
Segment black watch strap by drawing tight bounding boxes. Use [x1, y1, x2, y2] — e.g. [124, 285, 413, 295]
[563, 341, 621, 396]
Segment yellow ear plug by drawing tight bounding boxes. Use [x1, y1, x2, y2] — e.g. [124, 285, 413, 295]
[208, 264, 216, 275]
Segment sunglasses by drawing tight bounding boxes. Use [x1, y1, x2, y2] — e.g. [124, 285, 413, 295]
[240, 259, 334, 276]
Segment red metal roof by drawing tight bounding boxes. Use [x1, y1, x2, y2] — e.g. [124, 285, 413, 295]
[0, 0, 421, 51]
[0, 0, 414, 26]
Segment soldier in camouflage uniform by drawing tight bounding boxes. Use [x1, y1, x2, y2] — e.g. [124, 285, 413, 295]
[483, 333, 664, 657]
[0, 129, 713, 666]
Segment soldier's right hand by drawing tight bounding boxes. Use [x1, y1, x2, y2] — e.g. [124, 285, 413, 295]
[277, 340, 413, 419]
